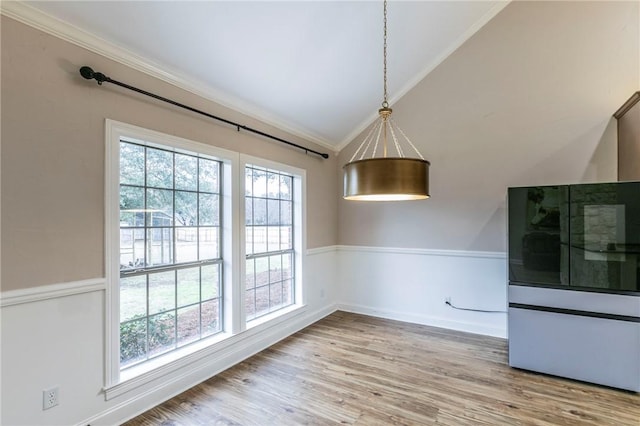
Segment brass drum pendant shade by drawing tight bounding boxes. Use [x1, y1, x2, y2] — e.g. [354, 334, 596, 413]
[344, 158, 430, 201]
[342, 0, 430, 202]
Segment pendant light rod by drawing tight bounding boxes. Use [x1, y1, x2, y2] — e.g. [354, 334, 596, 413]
[79, 66, 329, 159]
[342, 0, 430, 201]
[382, 0, 389, 108]
[382, 0, 389, 157]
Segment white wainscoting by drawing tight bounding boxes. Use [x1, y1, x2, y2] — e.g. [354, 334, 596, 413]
[0, 285, 107, 426]
[336, 245, 508, 338]
[0, 246, 506, 425]
[0, 248, 338, 426]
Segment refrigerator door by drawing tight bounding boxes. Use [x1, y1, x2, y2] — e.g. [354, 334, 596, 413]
[569, 182, 640, 292]
[508, 185, 569, 286]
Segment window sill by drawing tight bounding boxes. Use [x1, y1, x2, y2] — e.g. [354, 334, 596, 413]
[246, 304, 304, 330]
[104, 303, 307, 400]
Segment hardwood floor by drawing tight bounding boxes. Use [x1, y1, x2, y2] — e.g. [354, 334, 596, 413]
[123, 311, 640, 425]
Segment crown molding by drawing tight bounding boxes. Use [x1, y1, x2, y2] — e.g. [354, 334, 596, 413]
[335, 1, 512, 152]
[0, 1, 339, 154]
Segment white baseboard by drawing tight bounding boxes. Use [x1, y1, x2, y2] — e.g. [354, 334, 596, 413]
[79, 302, 338, 426]
[338, 303, 506, 339]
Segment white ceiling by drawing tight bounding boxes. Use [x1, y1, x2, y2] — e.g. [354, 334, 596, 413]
[21, 1, 508, 150]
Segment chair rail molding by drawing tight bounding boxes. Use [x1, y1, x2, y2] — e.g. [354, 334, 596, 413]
[0, 278, 106, 307]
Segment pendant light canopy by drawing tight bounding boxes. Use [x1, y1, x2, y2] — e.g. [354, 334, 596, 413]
[343, 0, 430, 201]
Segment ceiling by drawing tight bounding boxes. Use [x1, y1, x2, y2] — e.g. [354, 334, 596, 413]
[20, 1, 508, 150]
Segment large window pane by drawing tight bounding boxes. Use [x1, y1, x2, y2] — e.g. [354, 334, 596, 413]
[118, 140, 223, 370]
[255, 257, 269, 286]
[252, 169, 267, 198]
[245, 227, 254, 256]
[253, 198, 267, 226]
[244, 165, 296, 323]
[146, 188, 173, 227]
[255, 286, 269, 317]
[120, 318, 147, 367]
[245, 290, 256, 320]
[282, 252, 293, 280]
[280, 226, 293, 251]
[120, 143, 145, 186]
[146, 148, 173, 189]
[148, 271, 175, 315]
[245, 167, 253, 196]
[148, 312, 176, 357]
[120, 275, 147, 322]
[267, 227, 280, 253]
[280, 201, 292, 226]
[202, 299, 220, 336]
[279, 175, 292, 200]
[199, 193, 219, 226]
[177, 267, 200, 308]
[269, 255, 282, 283]
[201, 264, 219, 300]
[245, 198, 253, 225]
[270, 282, 283, 308]
[267, 172, 279, 197]
[175, 227, 198, 263]
[120, 228, 145, 269]
[253, 226, 267, 254]
[199, 227, 218, 260]
[199, 159, 218, 193]
[175, 191, 197, 227]
[267, 199, 279, 225]
[283, 279, 293, 306]
[147, 227, 173, 266]
[120, 186, 144, 226]
[175, 154, 198, 191]
[246, 259, 255, 289]
[177, 305, 200, 347]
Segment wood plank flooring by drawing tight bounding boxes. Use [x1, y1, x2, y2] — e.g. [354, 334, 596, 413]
[123, 311, 640, 425]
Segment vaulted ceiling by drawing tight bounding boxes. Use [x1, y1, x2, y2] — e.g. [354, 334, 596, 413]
[18, 1, 508, 150]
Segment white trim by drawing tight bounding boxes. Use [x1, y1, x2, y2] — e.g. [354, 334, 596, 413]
[0, 1, 338, 153]
[79, 303, 337, 426]
[105, 118, 120, 388]
[306, 245, 338, 256]
[105, 119, 241, 387]
[105, 304, 308, 400]
[106, 119, 240, 161]
[336, 244, 506, 259]
[240, 153, 308, 312]
[337, 303, 506, 339]
[336, 1, 511, 151]
[0, 278, 105, 307]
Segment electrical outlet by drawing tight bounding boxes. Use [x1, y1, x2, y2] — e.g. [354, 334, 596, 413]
[445, 297, 451, 304]
[320, 288, 325, 298]
[43, 387, 59, 410]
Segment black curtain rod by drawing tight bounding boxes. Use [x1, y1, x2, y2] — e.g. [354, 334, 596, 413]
[79, 66, 329, 159]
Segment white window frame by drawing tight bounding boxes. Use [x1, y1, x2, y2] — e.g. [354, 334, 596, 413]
[105, 120, 239, 389]
[239, 154, 306, 329]
[104, 121, 306, 398]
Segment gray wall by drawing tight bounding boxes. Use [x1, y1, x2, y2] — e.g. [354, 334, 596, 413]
[338, 1, 639, 252]
[1, 16, 338, 292]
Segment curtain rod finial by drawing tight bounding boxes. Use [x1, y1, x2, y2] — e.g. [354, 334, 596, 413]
[79, 66, 107, 84]
[79, 66, 94, 80]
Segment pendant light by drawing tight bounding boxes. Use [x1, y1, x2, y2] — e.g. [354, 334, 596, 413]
[343, 0, 430, 201]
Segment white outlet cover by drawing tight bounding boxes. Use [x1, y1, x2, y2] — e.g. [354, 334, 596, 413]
[43, 387, 59, 410]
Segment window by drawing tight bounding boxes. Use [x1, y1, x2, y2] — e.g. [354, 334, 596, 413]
[105, 120, 305, 392]
[118, 140, 223, 369]
[244, 165, 295, 321]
